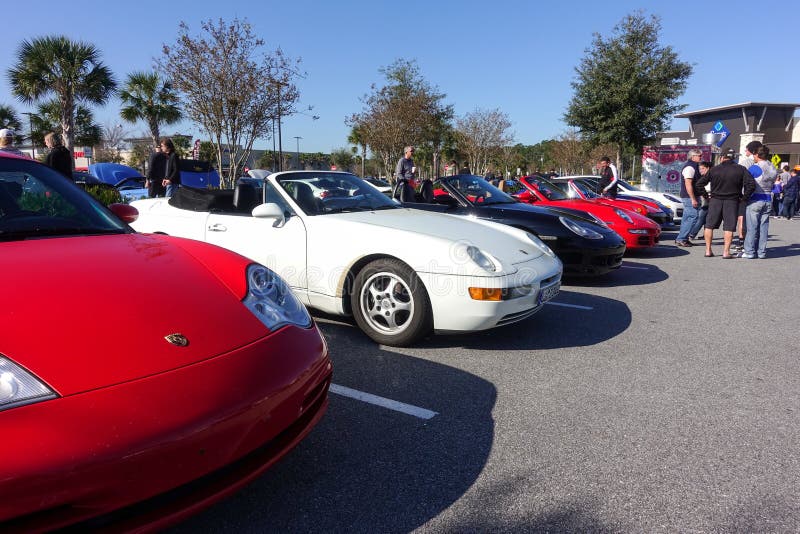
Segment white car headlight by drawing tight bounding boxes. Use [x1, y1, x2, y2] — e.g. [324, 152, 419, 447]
[243, 264, 312, 330]
[0, 356, 57, 412]
[525, 232, 556, 257]
[614, 208, 634, 224]
[559, 216, 603, 240]
[466, 246, 497, 272]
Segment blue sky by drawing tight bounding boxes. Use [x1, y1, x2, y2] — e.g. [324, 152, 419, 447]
[3, 0, 798, 154]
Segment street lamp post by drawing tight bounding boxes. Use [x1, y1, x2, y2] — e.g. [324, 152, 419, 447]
[294, 136, 302, 170]
[22, 112, 35, 158]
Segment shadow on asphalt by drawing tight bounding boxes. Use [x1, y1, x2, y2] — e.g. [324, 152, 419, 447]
[758, 242, 800, 258]
[566, 259, 669, 288]
[171, 318, 498, 533]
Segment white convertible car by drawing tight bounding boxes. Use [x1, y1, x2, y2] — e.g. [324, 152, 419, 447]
[130, 171, 563, 346]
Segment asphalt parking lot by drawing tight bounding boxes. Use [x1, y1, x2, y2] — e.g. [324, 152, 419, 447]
[174, 219, 800, 533]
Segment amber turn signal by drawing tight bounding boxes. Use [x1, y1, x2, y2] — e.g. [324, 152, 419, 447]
[468, 287, 502, 301]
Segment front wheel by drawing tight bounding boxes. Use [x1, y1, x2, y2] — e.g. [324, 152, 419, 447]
[351, 258, 433, 346]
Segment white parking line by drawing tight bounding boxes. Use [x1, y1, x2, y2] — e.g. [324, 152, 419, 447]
[329, 384, 438, 420]
[545, 301, 593, 310]
[620, 264, 649, 270]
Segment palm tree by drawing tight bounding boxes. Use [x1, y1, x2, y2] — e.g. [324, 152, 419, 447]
[119, 71, 181, 148]
[0, 104, 22, 130]
[348, 124, 368, 177]
[29, 99, 101, 148]
[8, 35, 116, 156]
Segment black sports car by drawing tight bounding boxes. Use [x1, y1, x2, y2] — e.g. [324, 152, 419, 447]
[404, 175, 626, 277]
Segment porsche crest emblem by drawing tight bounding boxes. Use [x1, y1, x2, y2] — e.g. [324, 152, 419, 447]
[165, 333, 189, 347]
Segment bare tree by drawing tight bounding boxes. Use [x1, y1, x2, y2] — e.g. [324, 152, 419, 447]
[454, 108, 513, 176]
[159, 18, 302, 188]
[549, 129, 590, 175]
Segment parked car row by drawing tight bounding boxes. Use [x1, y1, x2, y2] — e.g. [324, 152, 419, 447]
[0, 154, 673, 531]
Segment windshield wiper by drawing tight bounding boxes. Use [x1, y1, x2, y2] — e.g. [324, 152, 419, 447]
[0, 227, 126, 240]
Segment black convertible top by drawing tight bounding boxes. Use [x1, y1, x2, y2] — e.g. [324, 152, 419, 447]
[168, 186, 235, 212]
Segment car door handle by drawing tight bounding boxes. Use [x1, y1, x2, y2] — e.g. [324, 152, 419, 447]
[208, 223, 227, 232]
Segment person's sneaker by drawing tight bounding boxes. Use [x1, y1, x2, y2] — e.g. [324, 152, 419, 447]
[731, 242, 744, 252]
[740, 253, 755, 259]
[675, 240, 692, 247]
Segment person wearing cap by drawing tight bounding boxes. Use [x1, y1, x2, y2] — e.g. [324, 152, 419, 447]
[780, 165, 800, 220]
[44, 132, 73, 179]
[0, 128, 27, 157]
[740, 145, 777, 259]
[694, 148, 755, 258]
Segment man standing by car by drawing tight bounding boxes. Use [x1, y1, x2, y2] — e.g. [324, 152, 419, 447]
[44, 132, 73, 179]
[394, 145, 416, 202]
[145, 144, 166, 198]
[675, 148, 703, 247]
[695, 148, 755, 258]
[597, 156, 617, 199]
[160, 138, 181, 197]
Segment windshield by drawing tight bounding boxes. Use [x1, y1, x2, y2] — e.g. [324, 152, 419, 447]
[526, 176, 570, 201]
[277, 172, 399, 215]
[0, 158, 129, 241]
[568, 180, 600, 198]
[441, 175, 517, 206]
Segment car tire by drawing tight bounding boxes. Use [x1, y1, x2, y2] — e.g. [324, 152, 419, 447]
[351, 258, 432, 346]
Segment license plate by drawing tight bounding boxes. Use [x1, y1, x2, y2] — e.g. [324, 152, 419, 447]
[537, 282, 560, 305]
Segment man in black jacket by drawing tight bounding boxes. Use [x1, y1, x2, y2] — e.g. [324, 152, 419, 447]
[44, 132, 73, 179]
[695, 148, 756, 258]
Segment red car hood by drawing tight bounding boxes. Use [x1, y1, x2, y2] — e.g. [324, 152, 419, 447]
[0, 234, 270, 396]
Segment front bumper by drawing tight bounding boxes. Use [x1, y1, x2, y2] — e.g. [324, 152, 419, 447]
[418, 257, 563, 332]
[0, 325, 332, 533]
[552, 239, 626, 276]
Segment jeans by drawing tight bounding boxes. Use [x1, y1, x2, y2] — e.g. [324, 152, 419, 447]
[782, 194, 797, 219]
[676, 198, 698, 241]
[165, 183, 179, 197]
[744, 200, 770, 257]
[690, 204, 708, 238]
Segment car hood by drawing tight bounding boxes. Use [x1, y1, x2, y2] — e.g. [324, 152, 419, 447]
[317, 208, 546, 271]
[0, 234, 270, 396]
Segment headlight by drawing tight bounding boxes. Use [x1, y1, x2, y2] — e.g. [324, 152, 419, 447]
[614, 208, 634, 224]
[467, 246, 497, 272]
[243, 264, 312, 330]
[0, 355, 57, 412]
[525, 232, 556, 257]
[559, 216, 603, 240]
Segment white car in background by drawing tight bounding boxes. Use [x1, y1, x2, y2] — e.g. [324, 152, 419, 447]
[131, 171, 563, 346]
[567, 175, 684, 223]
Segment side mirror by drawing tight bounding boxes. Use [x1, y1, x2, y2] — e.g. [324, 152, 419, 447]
[252, 202, 286, 227]
[109, 203, 139, 223]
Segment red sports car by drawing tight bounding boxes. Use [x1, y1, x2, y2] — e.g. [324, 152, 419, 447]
[0, 153, 332, 531]
[549, 177, 669, 226]
[509, 176, 661, 249]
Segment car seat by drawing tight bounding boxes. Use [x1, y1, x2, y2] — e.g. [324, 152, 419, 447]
[292, 182, 319, 214]
[233, 182, 260, 213]
[419, 179, 434, 203]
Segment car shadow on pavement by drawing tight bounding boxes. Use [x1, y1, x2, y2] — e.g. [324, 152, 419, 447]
[565, 261, 669, 288]
[170, 320, 500, 533]
[418, 289, 631, 351]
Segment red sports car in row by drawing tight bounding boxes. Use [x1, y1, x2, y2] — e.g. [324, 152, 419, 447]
[0, 153, 332, 532]
[508, 175, 661, 249]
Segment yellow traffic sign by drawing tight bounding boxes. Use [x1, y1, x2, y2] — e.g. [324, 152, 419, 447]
[771, 154, 781, 167]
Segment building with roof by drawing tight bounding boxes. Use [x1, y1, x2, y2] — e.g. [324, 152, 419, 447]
[656, 102, 800, 168]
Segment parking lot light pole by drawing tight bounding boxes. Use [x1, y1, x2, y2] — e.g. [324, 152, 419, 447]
[294, 136, 302, 169]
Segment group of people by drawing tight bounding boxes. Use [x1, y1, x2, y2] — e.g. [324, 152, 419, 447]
[771, 162, 800, 220]
[1, 127, 73, 179]
[0, 127, 181, 198]
[674, 140, 790, 259]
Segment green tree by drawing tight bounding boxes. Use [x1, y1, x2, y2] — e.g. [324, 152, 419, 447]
[330, 148, 354, 172]
[0, 104, 21, 130]
[348, 60, 453, 180]
[119, 71, 182, 149]
[8, 35, 116, 157]
[454, 108, 514, 176]
[348, 125, 367, 177]
[564, 11, 692, 167]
